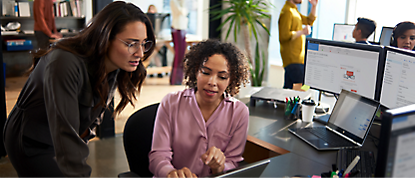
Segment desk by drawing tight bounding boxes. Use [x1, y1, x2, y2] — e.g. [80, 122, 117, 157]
[246, 99, 380, 177]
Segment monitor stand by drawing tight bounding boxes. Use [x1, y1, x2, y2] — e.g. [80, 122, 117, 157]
[313, 91, 331, 124]
[315, 91, 330, 114]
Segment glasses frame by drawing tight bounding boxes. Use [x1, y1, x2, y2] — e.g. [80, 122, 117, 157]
[117, 38, 153, 54]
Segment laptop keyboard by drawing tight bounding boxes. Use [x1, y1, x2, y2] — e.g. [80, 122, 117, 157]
[336, 149, 376, 177]
[301, 127, 356, 147]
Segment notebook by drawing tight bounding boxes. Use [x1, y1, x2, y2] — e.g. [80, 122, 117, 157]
[210, 159, 270, 177]
[289, 89, 380, 150]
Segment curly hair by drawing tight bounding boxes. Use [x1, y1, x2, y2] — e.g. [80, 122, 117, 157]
[183, 39, 250, 96]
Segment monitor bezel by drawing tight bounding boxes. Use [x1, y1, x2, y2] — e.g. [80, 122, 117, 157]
[379, 46, 415, 108]
[375, 104, 415, 177]
[378, 26, 394, 46]
[304, 38, 385, 101]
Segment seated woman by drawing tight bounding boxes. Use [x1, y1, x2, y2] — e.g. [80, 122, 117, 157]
[390, 21, 415, 50]
[149, 39, 250, 177]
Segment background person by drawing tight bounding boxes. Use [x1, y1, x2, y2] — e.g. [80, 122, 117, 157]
[352, 17, 377, 45]
[390, 21, 415, 50]
[149, 39, 250, 177]
[33, 0, 62, 49]
[278, 0, 318, 90]
[3, 2, 155, 177]
[169, 0, 188, 85]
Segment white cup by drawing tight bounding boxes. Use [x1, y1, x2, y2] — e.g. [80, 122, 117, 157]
[301, 100, 316, 122]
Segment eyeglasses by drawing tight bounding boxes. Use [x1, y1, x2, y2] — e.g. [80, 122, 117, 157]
[117, 38, 153, 54]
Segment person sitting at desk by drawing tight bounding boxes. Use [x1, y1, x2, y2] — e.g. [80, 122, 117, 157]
[390, 21, 415, 50]
[352, 17, 376, 45]
[149, 39, 250, 177]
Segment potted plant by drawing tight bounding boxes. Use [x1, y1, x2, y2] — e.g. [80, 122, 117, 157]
[210, 0, 271, 86]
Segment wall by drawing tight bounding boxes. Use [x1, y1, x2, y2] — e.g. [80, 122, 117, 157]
[347, 0, 415, 42]
[120, 0, 209, 40]
[268, 0, 347, 67]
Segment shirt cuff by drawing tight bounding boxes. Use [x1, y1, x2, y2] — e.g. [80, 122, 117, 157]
[223, 161, 237, 172]
[158, 164, 176, 177]
[291, 31, 298, 40]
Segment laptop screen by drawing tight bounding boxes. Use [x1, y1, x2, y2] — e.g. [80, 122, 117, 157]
[376, 105, 415, 177]
[210, 159, 270, 178]
[327, 90, 379, 144]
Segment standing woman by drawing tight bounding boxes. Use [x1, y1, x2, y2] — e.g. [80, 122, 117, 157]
[3, 1, 155, 177]
[390, 21, 415, 50]
[169, 0, 188, 85]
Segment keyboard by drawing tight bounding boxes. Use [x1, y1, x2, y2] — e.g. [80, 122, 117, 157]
[336, 149, 376, 177]
[304, 127, 355, 146]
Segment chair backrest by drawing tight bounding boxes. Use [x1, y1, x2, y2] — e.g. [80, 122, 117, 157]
[123, 103, 160, 177]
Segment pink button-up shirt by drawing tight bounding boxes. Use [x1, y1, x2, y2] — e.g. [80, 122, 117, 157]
[149, 89, 249, 177]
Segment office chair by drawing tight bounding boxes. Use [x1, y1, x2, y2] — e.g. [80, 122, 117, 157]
[118, 103, 160, 177]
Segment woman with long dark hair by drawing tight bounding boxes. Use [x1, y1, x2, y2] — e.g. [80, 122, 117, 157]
[3, 1, 155, 177]
[390, 21, 415, 50]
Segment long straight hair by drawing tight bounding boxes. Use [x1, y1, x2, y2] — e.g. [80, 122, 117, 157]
[30, 1, 155, 114]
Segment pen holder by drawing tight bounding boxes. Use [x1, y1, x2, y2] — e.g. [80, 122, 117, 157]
[284, 102, 301, 120]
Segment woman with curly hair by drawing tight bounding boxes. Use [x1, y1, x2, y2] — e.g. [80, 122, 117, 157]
[149, 39, 250, 177]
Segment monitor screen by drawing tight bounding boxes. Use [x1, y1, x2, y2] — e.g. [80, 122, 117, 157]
[380, 47, 415, 108]
[304, 38, 384, 100]
[376, 105, 415, 177]
[332, 24, 375, 42]
[379, 27, 394, 46]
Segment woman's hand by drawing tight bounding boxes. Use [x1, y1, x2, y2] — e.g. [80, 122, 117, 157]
[167, 167, 197, 178]
[200, 146, 226, 174]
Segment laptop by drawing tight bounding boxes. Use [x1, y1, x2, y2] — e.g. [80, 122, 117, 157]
[375, 104, 415, 177]
[210, 159, 270, 177]
[289, 89, 380, 150]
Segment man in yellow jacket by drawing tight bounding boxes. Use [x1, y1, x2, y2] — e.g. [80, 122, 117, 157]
[278, 0, 318, 90]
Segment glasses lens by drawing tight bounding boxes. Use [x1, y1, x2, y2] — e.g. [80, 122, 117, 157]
[144, 41, 153, 52]
[128, 44, 137, 54]
[127, 41, 153, 54]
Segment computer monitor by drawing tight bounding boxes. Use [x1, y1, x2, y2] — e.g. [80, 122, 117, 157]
[304, 38, 385, 100]
[379, 46, 415, 108]
[375, 104, 415, 177]
[378, 26, 394, 46]
[332, 24, 375, 43]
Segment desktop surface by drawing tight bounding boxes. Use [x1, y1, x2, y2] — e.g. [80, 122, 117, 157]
[247, 100, 381, 177]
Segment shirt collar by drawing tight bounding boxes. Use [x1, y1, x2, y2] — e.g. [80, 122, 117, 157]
[285, 1, 298, 9]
